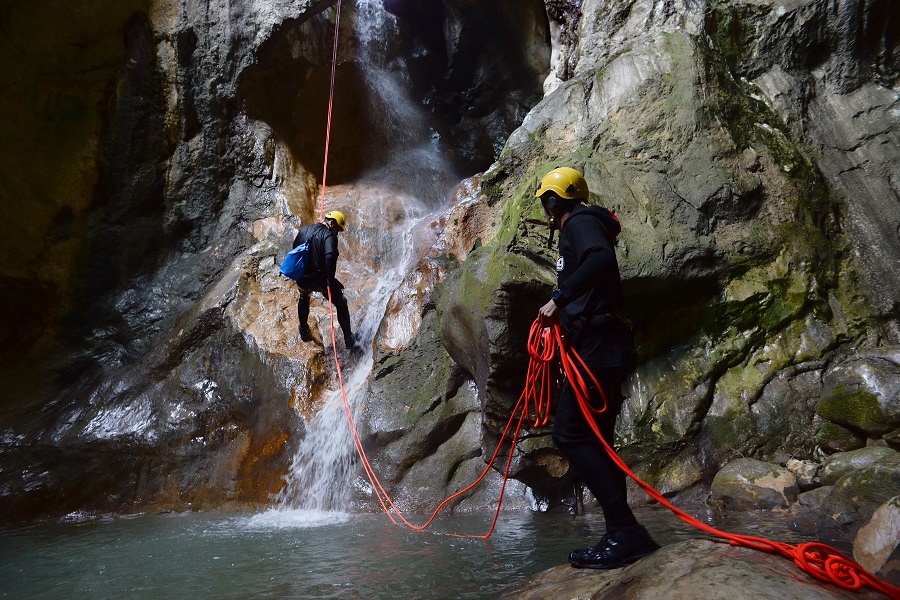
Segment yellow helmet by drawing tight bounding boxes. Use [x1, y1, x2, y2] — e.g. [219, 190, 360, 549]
[535, 167, 589, 200]
[324, 210, 346, 230]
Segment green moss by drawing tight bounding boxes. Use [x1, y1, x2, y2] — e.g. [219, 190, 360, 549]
[703, 3, 816, 181]
[816, 422, 866, 453]
[703, 414, 755, 453]
[816, 388, 890, 435]
[704, 1, 771, 76]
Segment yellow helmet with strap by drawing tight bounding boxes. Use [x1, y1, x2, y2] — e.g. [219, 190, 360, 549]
[535, 167, 589, 200]
[324, 210, 346, 230]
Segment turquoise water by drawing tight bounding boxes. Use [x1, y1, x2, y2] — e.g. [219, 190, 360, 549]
[0, 506, 811, 599]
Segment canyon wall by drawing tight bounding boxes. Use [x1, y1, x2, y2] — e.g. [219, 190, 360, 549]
[0, 0, 898, 523]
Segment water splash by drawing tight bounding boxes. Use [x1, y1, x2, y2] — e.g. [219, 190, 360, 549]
[246, 508, 350, 530]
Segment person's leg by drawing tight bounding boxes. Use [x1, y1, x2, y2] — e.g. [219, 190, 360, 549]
[297, 289, 312, 341]
[552, 369, 636, 531]
[552, 365, 658, 568]
[327, 284, 356, 349]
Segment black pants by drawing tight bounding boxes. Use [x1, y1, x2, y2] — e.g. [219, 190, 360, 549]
[297, 279, 353, 345]
[552, 364, 638, 532]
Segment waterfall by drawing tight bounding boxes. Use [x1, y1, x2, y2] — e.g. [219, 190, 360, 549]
[254, 0, 461, 525]
[352, 0, 460, 208]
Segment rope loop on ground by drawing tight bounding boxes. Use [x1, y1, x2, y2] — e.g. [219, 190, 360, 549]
[794, 542, 865, 591]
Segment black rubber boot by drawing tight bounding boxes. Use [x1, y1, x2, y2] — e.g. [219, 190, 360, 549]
[299, 324, 313, 342]
[569, 525, 659, 569]
[345, 333, 361, 354]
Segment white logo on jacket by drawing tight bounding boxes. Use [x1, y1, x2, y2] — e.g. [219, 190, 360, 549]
[556, 256, 564, 272]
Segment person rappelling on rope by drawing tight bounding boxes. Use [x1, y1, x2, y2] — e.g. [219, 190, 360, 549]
[292, 210, 359, 353]
[535, 166, 659, 570]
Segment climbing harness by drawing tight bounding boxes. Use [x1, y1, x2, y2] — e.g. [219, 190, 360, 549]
[314, 4, 900, 597]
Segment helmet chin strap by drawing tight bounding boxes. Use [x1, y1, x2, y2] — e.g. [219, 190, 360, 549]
[542, 198, 563, 248]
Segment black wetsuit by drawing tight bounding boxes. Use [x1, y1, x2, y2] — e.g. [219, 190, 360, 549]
[551, 204, 638, 532]
[293, 223, 353, 346]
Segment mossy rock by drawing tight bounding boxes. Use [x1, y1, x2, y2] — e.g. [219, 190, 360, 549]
[885, 428, 900, 450]
[818, 453, 900, 543]
[710, 457, 800, 510]
[819, 447, 900, 486]
[817, 352, 900, 435]
[816, 422, 867, 454]
[816, 388, 893, 436]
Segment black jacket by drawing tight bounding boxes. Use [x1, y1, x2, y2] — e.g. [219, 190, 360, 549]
[292, 223, 340, 289]
[555, 204, 634, 370]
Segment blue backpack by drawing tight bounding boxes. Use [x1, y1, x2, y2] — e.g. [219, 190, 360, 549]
[279, 240, 311, 280]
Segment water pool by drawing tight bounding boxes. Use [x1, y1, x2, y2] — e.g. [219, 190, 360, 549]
[0, 505, 816, 599]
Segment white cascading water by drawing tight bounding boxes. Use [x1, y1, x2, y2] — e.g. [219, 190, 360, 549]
[253, 0, 461, 527]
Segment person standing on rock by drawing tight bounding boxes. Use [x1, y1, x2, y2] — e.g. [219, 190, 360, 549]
[293, 210, 358, 352]
[535, 166, 659, 569]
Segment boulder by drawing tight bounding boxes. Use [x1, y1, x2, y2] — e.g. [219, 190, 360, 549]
[819, 447, 900, 486]
[887, 428, 900, 451]
[855, 496, 900, 587]
[816, 350, 900, 436]
[816, 422, 867, 454]
[796, 486, 833, 530]
[502, 538, 885, 599]
[786, 458, 819, 491]
[711, 458, 800, 510]
[818, 452, 900, 543]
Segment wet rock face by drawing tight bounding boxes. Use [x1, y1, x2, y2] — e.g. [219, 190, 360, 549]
[2, 0, 899, 528]
[0, 241, 321, 520]
[725, 0, 900, 326]
[0, 0, 341, 521]
[458, 0, 900, 501]
[239, 0, 549, 192]
[383, 0, 550, 170]
[0, 0, 549, 522]
[0, 0, 158, 387]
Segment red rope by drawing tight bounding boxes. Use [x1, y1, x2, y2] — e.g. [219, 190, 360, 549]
[314, 4, 536, 539]
[326, 320, 552, 538]
[314, 0, 538, 538]
[319, 0, 342, 224]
